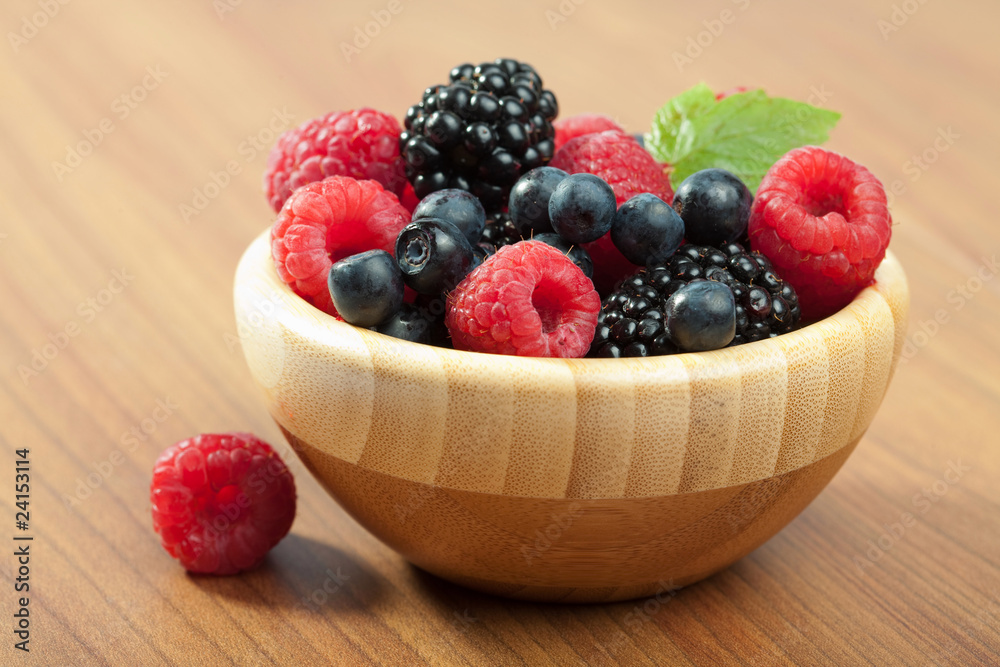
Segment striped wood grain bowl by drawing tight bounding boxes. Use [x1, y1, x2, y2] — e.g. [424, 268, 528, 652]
[235, 231, 909, 602]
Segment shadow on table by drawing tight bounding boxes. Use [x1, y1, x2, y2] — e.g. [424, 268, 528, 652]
[187, 532, 388, 614]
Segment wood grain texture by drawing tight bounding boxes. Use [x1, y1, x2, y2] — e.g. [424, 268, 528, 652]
[3, 0, 1000, 664]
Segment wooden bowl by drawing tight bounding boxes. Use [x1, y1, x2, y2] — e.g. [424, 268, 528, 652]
[234, 231, 909, 602]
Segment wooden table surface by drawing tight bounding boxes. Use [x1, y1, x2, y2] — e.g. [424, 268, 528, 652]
[2, 0, 998, 664]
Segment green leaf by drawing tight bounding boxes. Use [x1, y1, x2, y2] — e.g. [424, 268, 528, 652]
[645, 83, 716, 165]
[646, 85, 841, 194]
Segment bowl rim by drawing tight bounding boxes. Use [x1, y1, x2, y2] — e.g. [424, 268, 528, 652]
[239, 228, 908, 371]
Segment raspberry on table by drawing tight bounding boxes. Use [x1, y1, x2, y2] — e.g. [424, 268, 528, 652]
[748, 146, 891, 320]
[264, 108, 409, 212]
[550, 130, 675, 295]
[270, 175, 411, 317]
[553, 113, 625, 151]
[445, 240, 600, 357]
[150, 433, 296, 575]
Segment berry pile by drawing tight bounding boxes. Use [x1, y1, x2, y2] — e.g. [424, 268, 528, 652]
[261, 66, 893, 358]
[590, 242, 801, 357]
[401, 58, 558, 212]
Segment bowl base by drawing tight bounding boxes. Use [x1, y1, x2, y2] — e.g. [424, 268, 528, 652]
[279, 425, 859, 603]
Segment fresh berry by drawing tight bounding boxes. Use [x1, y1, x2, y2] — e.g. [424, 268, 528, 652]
[553, 113, 624, 151]
[611, 193, 685, 266]
[550, 130, 675, 294]
[376, 301, 450, 347]
[664, 281, 736, 351]
[532, 232, 594, 278]
[264, 109, 408, 212]
[548, 173, 617, 244]
[402, 58, 558, 211]
[150, 433, 296, 575]
[672, 168, 753, 246]
[550, 130, 674, 204]
[328, 250, 405, 327]
[270, 176, 411, 317]
[590, 242, 800, 357]
[748, 146, 891, 319]
[412, 189, 487, 243]
[508, 166, 568, 234]
[445, 240, 600, 357]
[395, 218, 476, 294]
[479, 211, 524, 250]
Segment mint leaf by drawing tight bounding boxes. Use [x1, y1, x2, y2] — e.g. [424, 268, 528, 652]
[645, 83, 716, 165]
[646, 85, 841, 193]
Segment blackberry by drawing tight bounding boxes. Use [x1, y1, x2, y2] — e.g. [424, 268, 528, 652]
[479, 211, 524, 251]
[401, 58, 558, 212]
[590, 242, 801, 357]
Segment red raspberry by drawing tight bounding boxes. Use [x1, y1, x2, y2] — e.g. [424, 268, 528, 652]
[271, 176, 410, 316]
[749, 146, 892, 320]
[553, 113, 625, 151]
[264, 108, 408, 213]
[150, 433, 296, 575]
[550, 130, 675, 294]
[446, 240, 600, 357]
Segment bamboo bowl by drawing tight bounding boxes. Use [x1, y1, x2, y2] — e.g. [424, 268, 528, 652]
[234, 230, 909, 603]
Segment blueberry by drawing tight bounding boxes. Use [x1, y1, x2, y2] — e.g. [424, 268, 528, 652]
[327, 250, 404, 328]
[611, 193, 685, 266]
[672, 168, 753, 246]
[412, 189, 486, 244]
[548, 173, 617, 244]
[395, 218, 475, 295]
[532, 232, 593, 278]
[664, 281, 736, 351]
[508, 166, 568, 234]
[376, 303, 449, 347]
